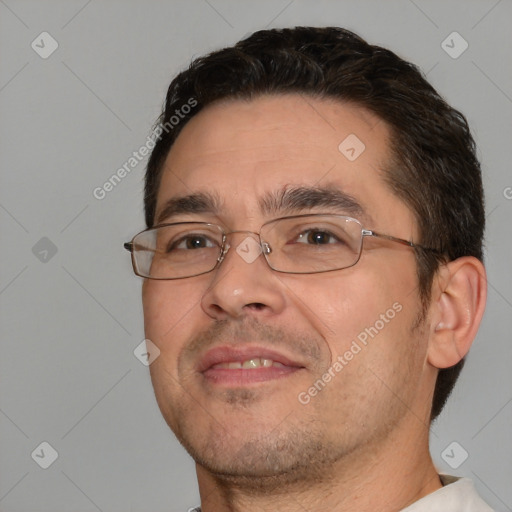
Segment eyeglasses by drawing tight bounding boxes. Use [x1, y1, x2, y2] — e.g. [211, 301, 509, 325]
[124, 214, 438, 280]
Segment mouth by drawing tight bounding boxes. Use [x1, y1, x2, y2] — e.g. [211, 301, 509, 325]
[198, 345, 306, 386]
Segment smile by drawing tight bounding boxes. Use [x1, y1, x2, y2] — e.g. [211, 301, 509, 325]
[210, 358, 287, 369]
[198, 346, 305, 386]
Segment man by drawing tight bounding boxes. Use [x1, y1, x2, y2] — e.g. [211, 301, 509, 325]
[124, 27, 491, 511]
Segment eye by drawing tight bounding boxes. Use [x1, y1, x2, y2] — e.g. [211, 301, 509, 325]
[169, 235, 217, 251]
[295, 229, 340, 245]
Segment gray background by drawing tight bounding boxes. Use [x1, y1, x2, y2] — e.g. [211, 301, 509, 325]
[0, 0, 511, 511]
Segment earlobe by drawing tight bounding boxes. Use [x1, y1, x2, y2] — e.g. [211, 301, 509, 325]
[427, 256, 487, 369]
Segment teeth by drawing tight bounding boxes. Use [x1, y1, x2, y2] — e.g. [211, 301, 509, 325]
[212, 358, 283, 370]
[242, 359, 259, 369]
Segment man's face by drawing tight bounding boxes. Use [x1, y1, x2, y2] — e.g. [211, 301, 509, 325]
[142, 95, 434, 480]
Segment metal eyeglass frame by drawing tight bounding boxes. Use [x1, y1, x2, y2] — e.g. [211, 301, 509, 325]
[124, 213, 440, 280]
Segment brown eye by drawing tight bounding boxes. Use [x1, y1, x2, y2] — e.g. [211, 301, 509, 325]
[306, 231, 333, 244]
[169, 235, 216, 252]
[295, 230, 338, 245]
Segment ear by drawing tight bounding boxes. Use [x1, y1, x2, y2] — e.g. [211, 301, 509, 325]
[427, 256, 487, 369]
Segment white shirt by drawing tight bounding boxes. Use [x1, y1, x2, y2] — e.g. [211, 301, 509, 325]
[401, 475, 495, 511]
[190, 475, 495, 511]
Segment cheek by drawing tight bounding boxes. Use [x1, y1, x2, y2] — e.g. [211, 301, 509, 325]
[287, 254, 420, 359]
[142, 281, 203, 360]
[293, 262, 426, 422]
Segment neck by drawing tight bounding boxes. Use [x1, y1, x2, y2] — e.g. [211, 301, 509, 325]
[196, 423, 441, 512]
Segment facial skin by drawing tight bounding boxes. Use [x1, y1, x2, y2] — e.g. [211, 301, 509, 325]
[142, 95, 486, 511]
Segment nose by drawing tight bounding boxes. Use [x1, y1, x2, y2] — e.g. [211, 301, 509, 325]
[200, 232, 286, 320]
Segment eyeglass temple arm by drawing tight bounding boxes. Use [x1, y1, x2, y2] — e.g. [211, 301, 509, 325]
[124, 241, 165, 253]
[362, 229, 438, 252]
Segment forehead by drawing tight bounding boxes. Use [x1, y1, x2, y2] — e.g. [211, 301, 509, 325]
[166, 94, 385, 170]
[156, 94, 416, 234]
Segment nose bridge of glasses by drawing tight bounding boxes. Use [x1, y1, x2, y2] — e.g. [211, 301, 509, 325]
[223, 230, 265, 246]
[218, 230, 271, 265]
[225, 229, 260, 238]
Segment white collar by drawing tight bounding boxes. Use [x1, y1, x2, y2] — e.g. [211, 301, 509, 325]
[190, 475, 494, 512]
[401, 475, 494, 511]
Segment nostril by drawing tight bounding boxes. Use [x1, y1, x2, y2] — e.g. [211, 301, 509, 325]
[206, 303, 227, 318]
[246, 303, 266, 311]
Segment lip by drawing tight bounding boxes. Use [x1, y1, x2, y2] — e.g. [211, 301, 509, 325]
[198, 345, 304, 372]
[197, 345, 305, 385]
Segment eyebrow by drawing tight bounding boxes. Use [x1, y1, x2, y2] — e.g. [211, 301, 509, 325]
[155, 192, 223, 225]
[155, 185, 368, 225]
[259, 185, 367, 220]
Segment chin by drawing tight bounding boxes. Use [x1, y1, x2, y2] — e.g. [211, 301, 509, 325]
[173, 411, 348, 491]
